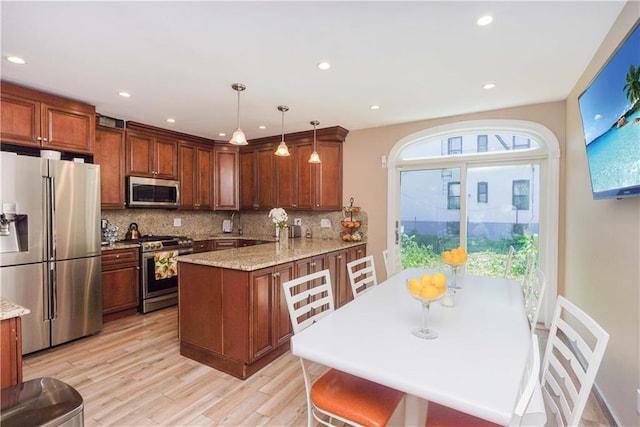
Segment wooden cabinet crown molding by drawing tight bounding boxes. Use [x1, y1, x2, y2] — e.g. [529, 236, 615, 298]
[239, 125, 349, 150]
[1, 80, 95, 114]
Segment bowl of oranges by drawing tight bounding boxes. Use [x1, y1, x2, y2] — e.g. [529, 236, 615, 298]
[406, 273, 447, 339]
[441, 246, 467, 289]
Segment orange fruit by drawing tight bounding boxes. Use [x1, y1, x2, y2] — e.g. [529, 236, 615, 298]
[408, 278, 422, 296]
[432, 272, 447, 290]
[420, 274, 433, 286]
[420, 285, 440, 300]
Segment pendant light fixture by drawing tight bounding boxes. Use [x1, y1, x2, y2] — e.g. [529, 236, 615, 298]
[274, 105, 291, 156]
[229, 83, 248, 145]
[308, 120, 321, 163]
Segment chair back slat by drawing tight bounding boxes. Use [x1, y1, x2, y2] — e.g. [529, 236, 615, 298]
[346, 255, 378, 298]
[511, 334, 541, 421]
[540, 296, 609, 427]
[282, 269, 335, 335]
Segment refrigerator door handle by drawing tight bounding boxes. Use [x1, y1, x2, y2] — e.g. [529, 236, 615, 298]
[45, 176, 56, 261]
[49, 262, 57, 319]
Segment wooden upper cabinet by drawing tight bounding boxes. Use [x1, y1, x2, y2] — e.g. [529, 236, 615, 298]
[313, 141, 343, 210]
[125, 130, 178, 179]
[240, 145, 276, 210]
[1, 81, 95, 154]
[95, 125, 126, 209]
[214, 146, 239, 211]
[179, 142, 213, 210]
[275, 142, 314, 210]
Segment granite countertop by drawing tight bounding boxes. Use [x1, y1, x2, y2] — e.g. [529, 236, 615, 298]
[101, 241, 141, 251]
[191, 233, 277, 242]
[0, 297, 31, 320]
[177, 238, 366, 271]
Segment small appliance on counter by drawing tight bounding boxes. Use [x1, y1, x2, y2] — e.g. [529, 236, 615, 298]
[288, 224, 302, 238]
[125, 222, 141, 240]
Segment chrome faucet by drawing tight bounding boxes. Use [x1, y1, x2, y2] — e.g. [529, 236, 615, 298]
[231, 211, 243, 235]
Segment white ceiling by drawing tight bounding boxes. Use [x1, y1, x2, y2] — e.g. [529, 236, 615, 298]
[0, 1, 627, 141]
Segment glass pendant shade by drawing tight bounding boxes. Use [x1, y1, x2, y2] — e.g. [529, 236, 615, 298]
[230, 128, 248, 145]
[274, 105, 290, 156]
[275, 140, 290, 156]
[308, 151, 321, 163]
[229, 83, 247, 146]
[308, 120, 321, 163]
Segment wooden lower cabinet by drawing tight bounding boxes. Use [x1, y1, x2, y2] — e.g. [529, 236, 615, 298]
[0, 317, 23, 389]
[192, 240, 214, 253]
[101, 248, 140, 323]
[178, 244, 365, 379]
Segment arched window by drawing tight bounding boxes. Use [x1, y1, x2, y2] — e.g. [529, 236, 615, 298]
[387, 120, 559, 325]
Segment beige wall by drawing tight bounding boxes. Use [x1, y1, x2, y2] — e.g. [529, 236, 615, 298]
[564, 3, 640, 425]
[343, 101, 566, 283]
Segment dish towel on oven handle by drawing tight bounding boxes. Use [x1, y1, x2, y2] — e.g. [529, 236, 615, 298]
[154, 250, 179, 280]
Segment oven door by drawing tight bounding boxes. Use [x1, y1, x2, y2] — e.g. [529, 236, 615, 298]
[142, 247, 192, 299]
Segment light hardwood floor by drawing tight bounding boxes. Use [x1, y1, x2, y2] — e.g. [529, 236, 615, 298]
[22, 307, 614, 427]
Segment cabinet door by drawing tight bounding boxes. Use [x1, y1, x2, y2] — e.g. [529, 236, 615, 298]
[179, 144, 197, 209]
[326, 249, 351, 308]
[196, 146, 213, 209]
[102, 266, 139, 314]
[295, 254, 325, 277]
[214, 146, 238, 210]
[314, 141, 342, 210]
[0, 317, 21, 388]
[256, 146, 276, 209]
[274, 262, 294, 346]
[240, 150, 256, 209]
[42, 103, 94, 154]
[295, 142, 314, 210]
[95, 126, 126, 209]
[276, 145, 295, 209]
[250, 268, 275, 361]
[154, 137, 178, 179]
[0, 93, 40, 147]
[347, 244, 367, 263]
[126, 132, 154, 177]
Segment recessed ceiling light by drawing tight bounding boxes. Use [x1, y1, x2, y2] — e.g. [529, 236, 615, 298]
[218, 132, 226, 137]
[6, 56, 26, 64]
[166, 118, 176, 123]
[369, 105, 380, 110]
[477, 15, 493, 26]
[483, 83, 496, 90]
[317, 61, 331, 70]
[118, 91, 131, 98]
[258, 125, 266, 130]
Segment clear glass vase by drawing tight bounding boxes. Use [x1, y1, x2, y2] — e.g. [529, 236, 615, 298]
[278, 226, 289, 250]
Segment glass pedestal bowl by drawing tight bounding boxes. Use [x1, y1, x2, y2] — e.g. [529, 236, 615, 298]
[445, 262, 466, 289]
[407, 281, 445, 339]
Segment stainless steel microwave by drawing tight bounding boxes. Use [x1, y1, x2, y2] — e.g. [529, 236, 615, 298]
[126, 176, 180, 208]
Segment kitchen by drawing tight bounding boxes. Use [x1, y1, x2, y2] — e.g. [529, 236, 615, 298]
[1, 1, 638, 425]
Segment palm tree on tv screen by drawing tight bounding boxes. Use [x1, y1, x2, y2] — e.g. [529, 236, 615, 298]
[623, 64, 640, 107]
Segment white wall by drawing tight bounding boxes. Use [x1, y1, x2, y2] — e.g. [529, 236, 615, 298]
[564, 3, 640, 425]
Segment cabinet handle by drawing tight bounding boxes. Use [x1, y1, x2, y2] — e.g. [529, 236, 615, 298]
[115, 255, 120, 259]
[37, 136, 42, 141]
[43, 138, 48, 142]
[337, 255, 342, 259]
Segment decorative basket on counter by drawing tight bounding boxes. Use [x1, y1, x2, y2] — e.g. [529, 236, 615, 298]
[341, 197, 364, 242]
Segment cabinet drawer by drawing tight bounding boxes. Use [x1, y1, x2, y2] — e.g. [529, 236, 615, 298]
[214, 240, 238, 250]
[193, 240, 213, 253]
[102, 249, 139, 269]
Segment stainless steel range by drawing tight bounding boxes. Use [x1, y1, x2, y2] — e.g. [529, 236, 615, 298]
[127, 235, 193, 313]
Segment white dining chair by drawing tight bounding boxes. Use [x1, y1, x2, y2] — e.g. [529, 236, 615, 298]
[540, 296, 609, 427]
[382, 246, 403, 277]
[281, 269, 404, 427]
[522, 269, 546, 332]
[426, 333, 541, 426]
[346, 255, 378, 298]
[504, 245, 516, 278]
[521, 252, 536, 291]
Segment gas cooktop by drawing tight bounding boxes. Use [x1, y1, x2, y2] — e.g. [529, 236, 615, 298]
[119, 235, 193, 252]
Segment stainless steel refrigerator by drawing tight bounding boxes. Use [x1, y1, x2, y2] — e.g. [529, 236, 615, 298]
[0, 152, 102, 354]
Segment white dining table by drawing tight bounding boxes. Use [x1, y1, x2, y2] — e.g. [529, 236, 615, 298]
[290, 267, 546, 426]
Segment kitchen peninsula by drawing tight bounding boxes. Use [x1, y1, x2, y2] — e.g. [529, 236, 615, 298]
[177, 239, 366, 379]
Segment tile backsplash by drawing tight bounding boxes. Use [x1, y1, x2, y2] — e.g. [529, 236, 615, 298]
[101, 209, 367, 241]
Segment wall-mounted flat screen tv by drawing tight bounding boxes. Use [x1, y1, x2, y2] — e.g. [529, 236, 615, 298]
[578, 21, 640, 200]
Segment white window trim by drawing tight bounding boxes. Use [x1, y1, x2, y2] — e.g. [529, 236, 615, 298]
[387, 119, 560, 326]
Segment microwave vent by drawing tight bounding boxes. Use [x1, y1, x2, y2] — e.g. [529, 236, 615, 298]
[97, 115, 125, 129]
